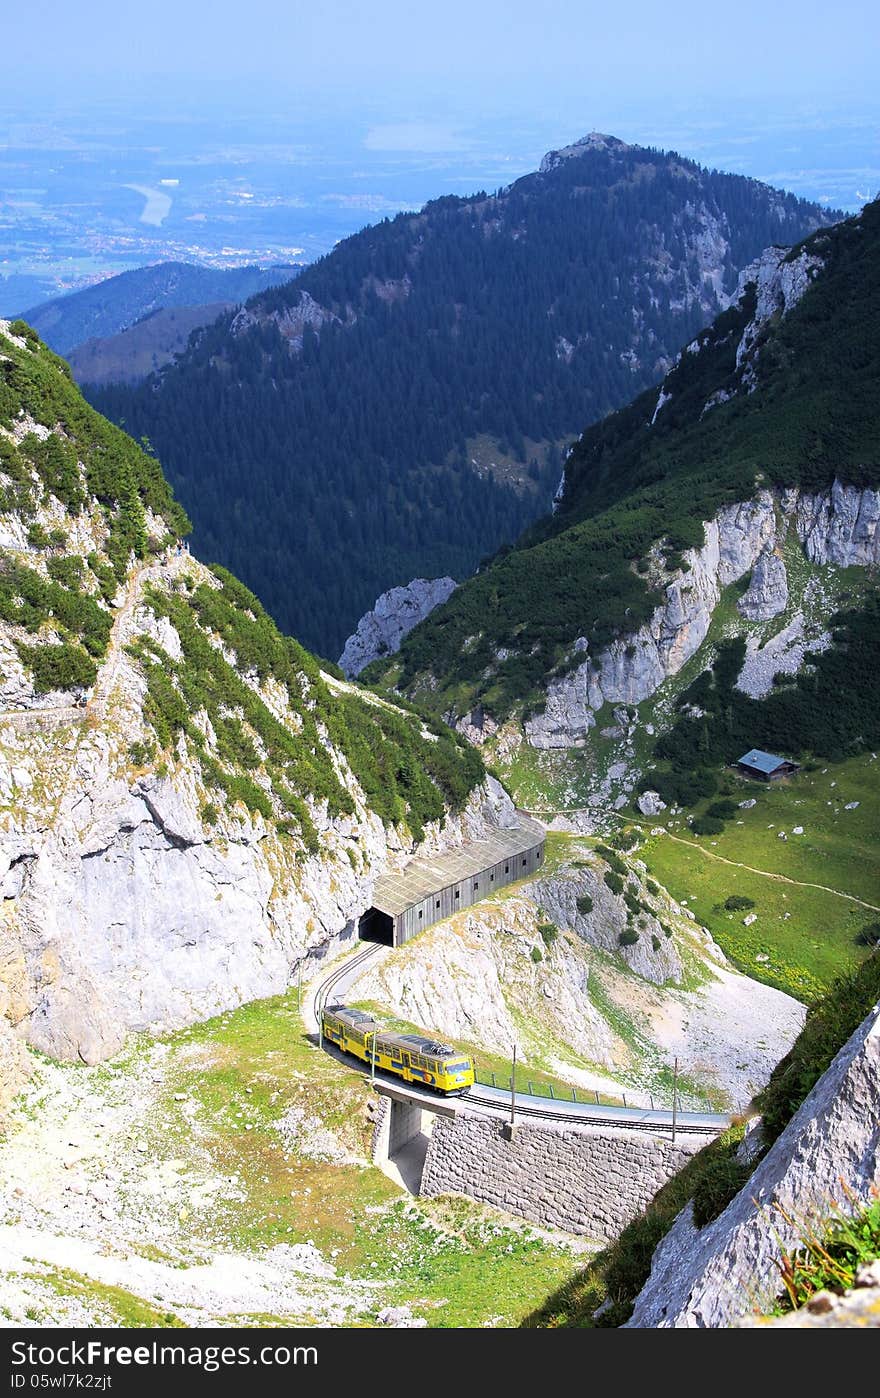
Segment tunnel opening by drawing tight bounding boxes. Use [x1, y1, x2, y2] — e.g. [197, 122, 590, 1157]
[358, 906, 394, 945]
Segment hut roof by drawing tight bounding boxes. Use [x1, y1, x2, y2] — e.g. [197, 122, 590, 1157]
[738, 749, 790, 774]
[369, 814, 545, 917]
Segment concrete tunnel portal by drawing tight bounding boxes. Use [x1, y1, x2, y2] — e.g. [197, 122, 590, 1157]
[357, 815, 546, 948]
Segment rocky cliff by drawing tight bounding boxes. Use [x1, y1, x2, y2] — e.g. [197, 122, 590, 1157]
[0, 319, 503, 1108]
[525, 482, 880, 748]
[339, 576, 457, 678]
[626, 999, 880, 1327]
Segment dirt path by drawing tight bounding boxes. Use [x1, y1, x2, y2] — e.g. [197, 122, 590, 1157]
[652, 827, 880, 913]
[529, 802, 880, 914]
[0, 553, 188, 732]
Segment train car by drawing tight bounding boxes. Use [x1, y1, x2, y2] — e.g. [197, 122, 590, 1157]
[321, 1005, 474, 1094]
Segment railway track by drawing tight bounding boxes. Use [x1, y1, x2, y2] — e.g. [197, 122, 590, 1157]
[464, 1084, 728, 1135]
[312, 942, 729, 1136]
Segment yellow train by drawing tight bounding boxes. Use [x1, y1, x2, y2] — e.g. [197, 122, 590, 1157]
[321, 1006, 475, 1094]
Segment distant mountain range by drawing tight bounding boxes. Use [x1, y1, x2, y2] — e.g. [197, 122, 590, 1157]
[87, 135, 838, 657]
[22, 261, 302, 358]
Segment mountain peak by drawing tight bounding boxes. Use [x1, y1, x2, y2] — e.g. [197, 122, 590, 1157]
[539, 132, 632, 173]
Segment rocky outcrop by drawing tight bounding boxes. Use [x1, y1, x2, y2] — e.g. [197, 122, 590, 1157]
[524, 481, 879, 748]
[736, 608, 831, 699]
[539, 132, 632, 173]
[626, 1002, 880, 1328]
[736, 550, 788, 621]
[637, 791, 667, 817]
[231, 289, 341, 354]
[794, 481, 880, 567]
[339, 577, 457, 678]
[733, 245, 824, 391]
[526, 496, 777, 747]
[532, 865, 683, 986]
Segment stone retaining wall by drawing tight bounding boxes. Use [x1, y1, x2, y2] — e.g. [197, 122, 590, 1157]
[421, 1113, 705, 1239]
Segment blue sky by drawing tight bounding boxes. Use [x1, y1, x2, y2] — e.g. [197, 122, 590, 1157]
[6, 0, 879, 100]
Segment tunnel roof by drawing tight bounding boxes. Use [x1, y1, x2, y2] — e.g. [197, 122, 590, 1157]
[368, 814, 545, 917]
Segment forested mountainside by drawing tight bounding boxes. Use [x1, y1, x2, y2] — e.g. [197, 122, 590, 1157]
[67, 303, 236, 387]
[381, 200, 880, 761]
[24, 261, 301, 358]
[0, 317, 495, 1096]
[89, 135, 835, 657]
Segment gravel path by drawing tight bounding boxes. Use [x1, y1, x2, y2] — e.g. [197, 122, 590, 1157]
[657, 829, 880, 913]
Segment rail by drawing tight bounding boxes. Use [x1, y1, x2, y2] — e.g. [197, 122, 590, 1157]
[312, 944, 730, 1137]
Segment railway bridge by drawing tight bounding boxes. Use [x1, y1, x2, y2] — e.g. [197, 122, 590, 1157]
[311, 942, 728, 1242]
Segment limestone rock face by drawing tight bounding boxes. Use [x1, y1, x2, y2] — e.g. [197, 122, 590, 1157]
[539, 132, 631, 173]
[737, 550, 788, 621]
[526, 496, 777, 748]
[231, 289, 341, 354]
[795, 482, 880, 567]
[0, 550, 512, 1073]
[625, 1003, 880, 1328]
[523, 481, 879, 748]
[339, 577, 457, 678]
[733, 245, 824, 389]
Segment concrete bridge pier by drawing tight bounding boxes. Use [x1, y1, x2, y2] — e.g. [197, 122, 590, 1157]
[370, 1085, 456, 1194]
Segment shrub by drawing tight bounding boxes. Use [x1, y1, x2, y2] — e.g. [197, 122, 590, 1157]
[624, 890, 642, 916]
[612, 828, 640, 851]
[855, 922, 880, 947]
[127, 740, 154, 766]
[651, 934, 661, 952]
[538, 922, 558, 946]
[692, 815, 724, 836]
[724, 895, 756, 912]
[690, 1144, 752, 1228]
[596, 844, 627, 876]
[530, 946, 543, 963]
[47, 555, 84, 588]
[201, 801, 219, 826]
[646, 878, 660, 897]
[604, 871, 624, 896]
[706, 799, 737, 820]
[618, 929, 639, 946]
[576, 894, 593, 915]
[16, 641, 96, 693]
[26, 522, 50, 549]
[756, 954, 880, 1144]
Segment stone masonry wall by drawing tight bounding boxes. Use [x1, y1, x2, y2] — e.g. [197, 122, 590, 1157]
[420, 1113, 705, 1240]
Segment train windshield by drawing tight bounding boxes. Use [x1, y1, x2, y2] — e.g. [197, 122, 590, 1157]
[447, 1060, 471, 1072]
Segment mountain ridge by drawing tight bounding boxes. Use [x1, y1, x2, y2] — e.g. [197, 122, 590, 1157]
[23, 261, 302, 358]
[378, 200, 880, 758]
[87, 137, 837, 656]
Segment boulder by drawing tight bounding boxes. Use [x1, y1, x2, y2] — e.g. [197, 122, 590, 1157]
[637, 790, 667, 817]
